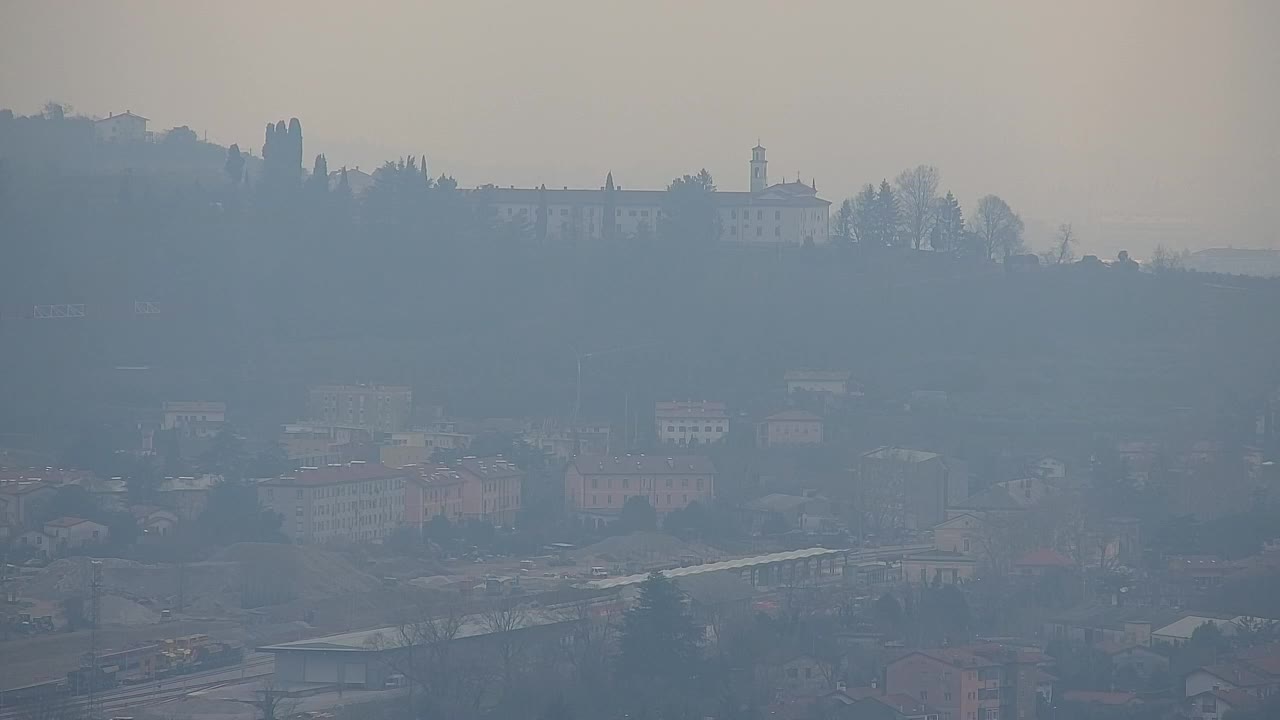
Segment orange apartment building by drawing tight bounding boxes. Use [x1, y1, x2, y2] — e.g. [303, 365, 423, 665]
[404, 457, 523, 528]
[885, 647, 1043, 720]
[565, 454, 715, 526]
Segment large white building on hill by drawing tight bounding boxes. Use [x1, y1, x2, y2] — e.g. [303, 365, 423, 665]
[481, 144, 830, 246]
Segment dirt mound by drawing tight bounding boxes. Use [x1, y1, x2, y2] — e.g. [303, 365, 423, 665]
[574, 532, 725, 566]
[99, 594, 159, 625]
[212, 542, 382, 598]
[21, 557, 241, 614]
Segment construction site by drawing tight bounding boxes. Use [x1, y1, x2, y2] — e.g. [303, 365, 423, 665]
[0, 532, 735, 699]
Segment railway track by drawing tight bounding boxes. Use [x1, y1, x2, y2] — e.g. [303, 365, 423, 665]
[0, 658, 274, 720]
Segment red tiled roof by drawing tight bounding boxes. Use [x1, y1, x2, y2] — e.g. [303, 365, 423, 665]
[655, 401, 728, 419]
[410, 465, 469, 487]
[263, 462, 407, 486]
[763, 410, 823, 422]
[1015, 548, 1076, 568]
[0, 479, 53, 495]
[1062, 690, 1138, 705]
[874, 693, 936, 715]
[571, 454, 716, 476]
[966, 643, 1054, 664]
[893, 648, 998, 669]
[1189, 688, 1260, 710]
[45, 516, 93, 528]
[834, 687, 882, 701]
[1237, 642, 1280, 675]
[1198, 662, 1272, 687]
[458, 457, 522, 479]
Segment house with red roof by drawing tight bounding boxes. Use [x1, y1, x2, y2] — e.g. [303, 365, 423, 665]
[17, 516, 109, 560]
[1060, 690, 1142, 708]
[1186, 688, 1260, 720]
[1014, 548, 1076, 577]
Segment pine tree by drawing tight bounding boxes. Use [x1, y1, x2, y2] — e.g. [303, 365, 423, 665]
[931, 191, 963, 253]
[619, 572, 700, 684]
[306, 154, 328, 195]
[536, 184, 549, 243]
[874, 179, 900, 247]
[834, 198, 855, 244]
[224, 144, 245, 186]
[850, 184, 877, 245]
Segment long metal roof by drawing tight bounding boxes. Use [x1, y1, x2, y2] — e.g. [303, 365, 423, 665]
[583, 546, 847, 590]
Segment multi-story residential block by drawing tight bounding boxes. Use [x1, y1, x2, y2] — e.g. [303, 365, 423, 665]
[457, 457, 522, 527]
[162, 401, 227, 438]
[307, 384, 412, 433]
[565, 454, 715, 526]
[656, 401, 728, 446]
[257, 462, 408, 544]
[886, 646, 1044, 720]
[756, 410, 823, 448]
[784, 369, 853, 396]
[479, 145, 829, 246]
[403, 457, 523, 527]
[404, 465, 469, 524]
[522, 420, 612, 461]
[379, 429, 472, 468]
[853, 447, 965, 531]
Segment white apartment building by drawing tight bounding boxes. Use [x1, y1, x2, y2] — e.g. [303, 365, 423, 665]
[656, 401, 729, 446]
[258, 462, 408, 545]
[307, 385, 412, 433]
[162, 401, 227, 438]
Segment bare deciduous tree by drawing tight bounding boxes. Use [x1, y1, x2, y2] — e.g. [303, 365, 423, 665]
[895, 165, 941, 251]
[971, 194, 1025, 261]
[1148, 244, 1185, 274]
[1042, 222, 1077, 265]
[560, 598, 617, 688]
[246, 679, 298, 720]
[367, 593, 467, 717]
[481, 599, 532, 702]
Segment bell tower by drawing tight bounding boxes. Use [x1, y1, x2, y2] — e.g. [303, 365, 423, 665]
[750, 143, 767, 193]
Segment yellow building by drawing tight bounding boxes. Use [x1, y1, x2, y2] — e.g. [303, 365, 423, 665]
[483, 144, 830, 246]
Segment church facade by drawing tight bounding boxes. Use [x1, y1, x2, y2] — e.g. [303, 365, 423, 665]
[481, 145, 830, 246]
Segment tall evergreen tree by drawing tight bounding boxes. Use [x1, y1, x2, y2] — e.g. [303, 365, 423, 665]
[619, 572, 701, 684]
[660, 169, 719, 246]
[224, 144, 245, 186]
[834, 198, 855, 244]
[306, 154, 329, 196]
[874, 179, 900, 247]
[931, 191, 964, 253]
[849, 183, 877, 245]
[536, 183, 549, 243]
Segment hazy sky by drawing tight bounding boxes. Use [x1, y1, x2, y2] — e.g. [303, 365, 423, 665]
[3, 0, 1277, 254]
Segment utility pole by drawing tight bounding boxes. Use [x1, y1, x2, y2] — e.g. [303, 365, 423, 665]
[86, 560, 103, 720]
[176, 560, 186, 614]
[573, 342, 660, 427]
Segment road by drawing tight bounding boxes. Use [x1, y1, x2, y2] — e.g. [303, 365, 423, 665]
[0, 655, 274, 720]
